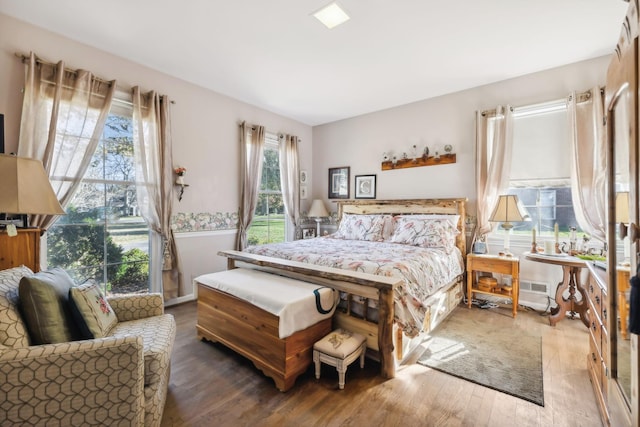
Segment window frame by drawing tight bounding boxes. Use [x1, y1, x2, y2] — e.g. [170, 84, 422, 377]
[46, 95, 151, 295]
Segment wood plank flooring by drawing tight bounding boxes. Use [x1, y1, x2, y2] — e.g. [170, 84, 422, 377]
[161, 302, 602, 427]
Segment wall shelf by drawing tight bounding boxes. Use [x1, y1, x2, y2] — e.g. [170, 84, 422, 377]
[381, 153, 456, 171]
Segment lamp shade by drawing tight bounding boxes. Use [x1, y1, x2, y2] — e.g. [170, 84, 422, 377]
[308, 199, 329, 218]
[615, 191, 630, 223]
[0, 154, 65, 215]
[489, 195, 530, 227]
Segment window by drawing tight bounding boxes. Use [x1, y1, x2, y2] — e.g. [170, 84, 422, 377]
[495, 100, 582, 239]
[47, 98, 150, 295]
[247, 134, 286, 245]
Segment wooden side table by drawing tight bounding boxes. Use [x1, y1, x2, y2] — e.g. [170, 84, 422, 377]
[466, 254, 520, 317]
[524, 252, 589, 327]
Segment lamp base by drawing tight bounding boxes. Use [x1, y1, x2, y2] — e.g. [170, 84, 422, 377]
[315, 218, 322, 236]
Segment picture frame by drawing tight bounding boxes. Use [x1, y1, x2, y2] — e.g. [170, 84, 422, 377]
[355, 174, 376, 199]
[328, 166, 350, 199]
[302, 227, 316, 239]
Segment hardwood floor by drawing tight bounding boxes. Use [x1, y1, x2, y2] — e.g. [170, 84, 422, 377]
[161, 301, 602, 427]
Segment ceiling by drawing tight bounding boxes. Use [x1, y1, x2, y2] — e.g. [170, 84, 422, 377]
[0, 0, 629, 126]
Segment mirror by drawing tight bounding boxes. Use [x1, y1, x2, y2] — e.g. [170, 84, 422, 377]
[609, 82, 632, 405]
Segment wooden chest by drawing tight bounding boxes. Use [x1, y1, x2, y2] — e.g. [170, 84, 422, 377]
[196, 281, 332, 391]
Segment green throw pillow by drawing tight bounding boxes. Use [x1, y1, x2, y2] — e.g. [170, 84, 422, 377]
[19, 268, 80, 344]
[69, 282, 118, 339]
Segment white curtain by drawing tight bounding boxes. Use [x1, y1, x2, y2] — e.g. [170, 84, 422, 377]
[132, 87, 180, 300]
[279, 134, 301, 241]
[475, 105, 514, 243]
[236, 122, 265, 250]
[568, 87, 607, 242]
[18, 52, 115, 230]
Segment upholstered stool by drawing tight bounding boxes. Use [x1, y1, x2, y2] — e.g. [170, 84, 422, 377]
[313, 329, 366, 389]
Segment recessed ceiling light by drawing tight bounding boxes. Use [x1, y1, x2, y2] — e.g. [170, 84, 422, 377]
[313, 2, 350, 29]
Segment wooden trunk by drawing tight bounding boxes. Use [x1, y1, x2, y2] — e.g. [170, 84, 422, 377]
[196, 283, 332, 392]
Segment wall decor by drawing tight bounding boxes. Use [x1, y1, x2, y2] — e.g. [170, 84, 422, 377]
[355, 174, 376, 199]
[381, 144, 456, 170]
[174, 167, 189, 202]
[300, 185, 308, 200]
[328, 166, 350, 199]
[300, 170, 308, 184]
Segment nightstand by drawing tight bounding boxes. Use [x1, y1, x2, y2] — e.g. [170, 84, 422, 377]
[466, 253, 519, 317]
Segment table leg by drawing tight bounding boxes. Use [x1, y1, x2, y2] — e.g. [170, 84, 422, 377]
[549, 266, 590, 327]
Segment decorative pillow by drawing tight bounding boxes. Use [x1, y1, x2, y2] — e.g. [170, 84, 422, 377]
[0, 265, 34, 348]
[19, 267, 80, 344]
[69, 282, 118, 339]
[389, 216, 460, 252]
[333, 214, 388, 241]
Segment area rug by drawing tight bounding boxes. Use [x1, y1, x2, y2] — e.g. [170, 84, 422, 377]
[417, 308, 544, 406]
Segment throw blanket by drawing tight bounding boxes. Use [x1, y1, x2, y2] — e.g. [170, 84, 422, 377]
[195, 269, 336, 338]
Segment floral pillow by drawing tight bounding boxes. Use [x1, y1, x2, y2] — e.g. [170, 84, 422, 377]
[69, 282, 118, 339]
[389, 216, 460, 252]
[333, 214, 389, 242]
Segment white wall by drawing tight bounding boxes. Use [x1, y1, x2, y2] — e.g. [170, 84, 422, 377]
[0, 11, 614, 309]
[312, 56, 611, 309]
[0, 13, 313, 303]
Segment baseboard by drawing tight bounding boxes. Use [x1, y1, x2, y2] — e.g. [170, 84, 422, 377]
[165, 294, 196, 307]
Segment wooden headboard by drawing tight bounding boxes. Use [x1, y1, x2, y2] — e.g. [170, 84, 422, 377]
[335, 198, 467, 258]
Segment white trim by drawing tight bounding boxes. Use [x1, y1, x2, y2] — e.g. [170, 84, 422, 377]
[164, 294, 196, 307]
[173, 229, 236, 239]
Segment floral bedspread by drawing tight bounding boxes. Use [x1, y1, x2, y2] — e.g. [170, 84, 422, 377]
[244, 237, 464, 337]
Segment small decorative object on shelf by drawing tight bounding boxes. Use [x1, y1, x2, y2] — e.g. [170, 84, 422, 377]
[381, 145, 455, 170]
[174, 167, 188, 202]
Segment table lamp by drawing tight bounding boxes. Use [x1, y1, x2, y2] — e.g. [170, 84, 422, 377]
[489, 194, 530, 256]
[308, 199, 329, 236]
[0, 154, 66, 230]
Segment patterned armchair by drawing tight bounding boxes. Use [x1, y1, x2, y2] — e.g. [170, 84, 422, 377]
[0, 266, 176, 426]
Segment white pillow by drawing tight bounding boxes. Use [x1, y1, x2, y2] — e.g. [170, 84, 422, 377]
[334, 214, 389, 241]
[389, 216, 460, 252]
[69, 282, 118, 339]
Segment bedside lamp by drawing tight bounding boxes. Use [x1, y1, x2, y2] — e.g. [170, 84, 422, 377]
[308, 199, 329, 236]
[489, 194, 530, 256]
[0, 155, 66, 229]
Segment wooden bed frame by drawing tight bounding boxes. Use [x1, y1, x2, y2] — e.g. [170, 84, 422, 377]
[215, 198, 467, 381]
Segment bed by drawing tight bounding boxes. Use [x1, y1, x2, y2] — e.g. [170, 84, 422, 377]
[216, 198, 467, 379]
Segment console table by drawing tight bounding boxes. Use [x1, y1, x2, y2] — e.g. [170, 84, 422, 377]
[524, 252, 589, 327]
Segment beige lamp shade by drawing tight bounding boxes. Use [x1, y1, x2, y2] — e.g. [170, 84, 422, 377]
[615, 191, 630, 224]
[308, 199, 329, 218]
[489, 194, 530, 230]
[0, 154, 65, 215]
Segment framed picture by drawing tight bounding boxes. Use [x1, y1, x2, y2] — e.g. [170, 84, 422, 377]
[300, 185, 308, 200]
[300, 170, 308, 184]
[355, 174, 376, 199]
[328, 166, 350, 199]
[302, 227, 316, 239]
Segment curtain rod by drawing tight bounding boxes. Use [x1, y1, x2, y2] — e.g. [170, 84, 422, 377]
[238, 122, 302, 142]
[480, 87, 605, 117]
[15, 52, 175, 104]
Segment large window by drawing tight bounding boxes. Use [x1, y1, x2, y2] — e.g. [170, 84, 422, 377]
[247, 134, 286, 245]
[496, 100, 582, 240]
[47, 100, 150, 295]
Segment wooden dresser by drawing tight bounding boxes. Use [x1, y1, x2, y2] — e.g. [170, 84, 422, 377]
[0, 228, 41, 272]
[586, 263, 609, 425]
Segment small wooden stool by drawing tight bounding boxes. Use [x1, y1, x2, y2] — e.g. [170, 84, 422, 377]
[313, 329, 366, 389]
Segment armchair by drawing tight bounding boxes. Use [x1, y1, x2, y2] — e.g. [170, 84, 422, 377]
[0, 265, 175, 426]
